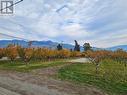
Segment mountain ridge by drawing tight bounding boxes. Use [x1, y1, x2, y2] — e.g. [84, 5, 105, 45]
[0, 40, 127, 51]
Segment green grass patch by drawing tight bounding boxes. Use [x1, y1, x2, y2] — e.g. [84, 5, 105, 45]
[58, 59, 127, 95]
[0, 60, 66, 72]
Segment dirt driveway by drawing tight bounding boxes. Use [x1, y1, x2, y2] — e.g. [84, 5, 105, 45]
[69, 58, 91, 63]
[0, 63, 107, 95]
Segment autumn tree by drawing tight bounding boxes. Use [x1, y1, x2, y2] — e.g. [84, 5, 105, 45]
[33, 48, 42, 60]
[40, 48, 49, 59]
[85, 50, 107, 74]
[113, 49, 127, 67]
[24, 48, 34, 64]
[17, 47, 25, 61]
[58, 49, 71, 58]
[46, 48, 55, 61]
[0, 48, 4, 59]
[18, 47, 34, 64]
[71, 51, 81, 57]
[5, 46, 18, 61]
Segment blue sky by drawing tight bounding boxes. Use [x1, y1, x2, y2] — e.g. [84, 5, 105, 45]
[0, 0, 127, 48]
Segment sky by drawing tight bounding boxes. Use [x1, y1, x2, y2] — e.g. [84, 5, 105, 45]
[0, 0, 127, 48]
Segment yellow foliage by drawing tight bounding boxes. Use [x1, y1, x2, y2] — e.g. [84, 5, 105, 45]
[6, 46, 18, 61]
[71, 51, 81, 57]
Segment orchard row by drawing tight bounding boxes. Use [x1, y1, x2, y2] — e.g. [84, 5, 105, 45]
[0, 45, 127, 66]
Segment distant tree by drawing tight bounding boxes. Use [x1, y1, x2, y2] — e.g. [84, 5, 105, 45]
[7, 44, 15, 47]
[70, 49, 73, 52]
[116, 48, 124, 52]
[74, 40, 80, 51]
[83, 43, 92, 51]
[57, 44, 63, 50]
[28, 41, 33, 47]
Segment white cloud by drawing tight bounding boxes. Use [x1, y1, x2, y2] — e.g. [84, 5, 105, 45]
[61, 24, 90, 38]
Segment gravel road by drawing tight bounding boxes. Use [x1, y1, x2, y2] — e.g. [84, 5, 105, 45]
[0, 76, 70, 95]
[0, 86, 21, 95]
[70, 58, 91, 63]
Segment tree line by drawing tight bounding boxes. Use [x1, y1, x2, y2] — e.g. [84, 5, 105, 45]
[0, 40, 127, 67]
[57, 40, 92, 52]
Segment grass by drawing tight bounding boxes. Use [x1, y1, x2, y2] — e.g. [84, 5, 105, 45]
[0, 60, 66, 72]
[58, 59, 127, 95]
[0, 58, 127, 94]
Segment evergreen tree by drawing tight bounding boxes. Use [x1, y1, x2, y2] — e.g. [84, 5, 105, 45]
[74, 40, 80, 51]
[70, 49, 73, 52]
[57, 44, 63, 50]
[83, 43, 91, 51]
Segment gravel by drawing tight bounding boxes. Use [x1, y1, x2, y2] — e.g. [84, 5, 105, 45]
[69, 58, 91, 63]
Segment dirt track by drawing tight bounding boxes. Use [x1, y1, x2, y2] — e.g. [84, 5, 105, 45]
[0, 76, 71, 95]
[70, 58, 91, 63]
[0, 86, 21, 95]
[0, 61, 107, 95]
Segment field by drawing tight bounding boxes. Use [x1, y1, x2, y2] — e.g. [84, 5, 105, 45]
[0, 60, 67, 72]
[0, 59, 126, 95]
[58, 59, 127, 95]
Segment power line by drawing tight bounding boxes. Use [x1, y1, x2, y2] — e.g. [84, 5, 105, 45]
[0, 22, 27, 41]
[0, 0, 32, 42]
[0, 32, 34, 47]
[56, 5, 67, 13]
[0, 32, 28, 41]
[0, 0, 66, 42]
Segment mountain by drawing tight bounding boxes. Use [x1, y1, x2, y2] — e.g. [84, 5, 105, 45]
[0, 40, 76, 50]
[106, 45, 127, 51]
[0, 40, 126, 51]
